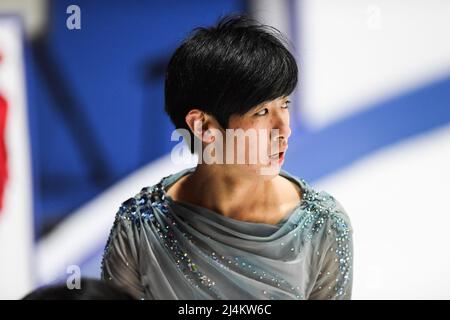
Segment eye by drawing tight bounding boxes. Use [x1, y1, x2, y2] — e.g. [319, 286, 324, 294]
[282, 100, 291, 109]
[255, 108, 269, 116]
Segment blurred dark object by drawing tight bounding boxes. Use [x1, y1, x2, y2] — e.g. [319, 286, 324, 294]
[22, 278, 134, 300]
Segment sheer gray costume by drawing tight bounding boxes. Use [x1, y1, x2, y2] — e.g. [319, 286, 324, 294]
[101, 167, 353, 300]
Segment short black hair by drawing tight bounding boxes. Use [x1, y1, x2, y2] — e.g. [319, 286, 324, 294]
[164, 14, 298, 143]
[22, 278, 134, 300]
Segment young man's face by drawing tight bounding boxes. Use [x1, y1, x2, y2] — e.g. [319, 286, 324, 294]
[223, 95, 291, 177]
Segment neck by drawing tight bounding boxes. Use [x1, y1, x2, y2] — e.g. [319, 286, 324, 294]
[186, 164, 278, 221]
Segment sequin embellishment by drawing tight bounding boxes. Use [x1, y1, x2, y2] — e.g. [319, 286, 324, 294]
[101, 174, 352, 300]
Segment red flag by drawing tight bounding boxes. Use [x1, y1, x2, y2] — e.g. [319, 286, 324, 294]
[0, 50, 9, 212]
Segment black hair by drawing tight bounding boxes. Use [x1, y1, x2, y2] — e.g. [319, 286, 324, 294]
[164, 14, 298, 151]
[22, 278, 134, 300]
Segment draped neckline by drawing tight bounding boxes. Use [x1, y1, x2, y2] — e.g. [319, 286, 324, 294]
[160, 167, 310, 236]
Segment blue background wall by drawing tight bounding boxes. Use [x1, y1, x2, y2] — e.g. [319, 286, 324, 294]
[26, 0, 247, 237]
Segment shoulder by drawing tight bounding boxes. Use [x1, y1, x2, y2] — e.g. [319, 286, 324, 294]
[296, 178, 353, 239]
[111, 168, 192, 226]
[102, 185, 163, 258]
[315, 189, 352, 233]
[297, 183, 353, 282]
[113, 183, 167, 225]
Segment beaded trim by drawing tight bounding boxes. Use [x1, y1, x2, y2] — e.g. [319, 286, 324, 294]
[101, 175, 352, 299]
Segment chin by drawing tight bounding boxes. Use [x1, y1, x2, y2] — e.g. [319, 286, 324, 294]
[257, 162, 282, 179]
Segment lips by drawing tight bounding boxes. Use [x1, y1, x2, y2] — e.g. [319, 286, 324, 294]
[269, 145, 288, 158]
[268, 151, 285, 165]
[270, 151, 284, 159]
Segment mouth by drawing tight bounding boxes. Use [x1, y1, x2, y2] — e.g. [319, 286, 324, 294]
[269, 145, 288, 158]
[269, 151, 286, 164]
[268, 143, 288, 165]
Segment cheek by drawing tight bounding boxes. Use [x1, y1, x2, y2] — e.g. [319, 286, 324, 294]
[246, 125, 272, 161]
[227, 117, 273, 161]
[228, 116, 255, 130]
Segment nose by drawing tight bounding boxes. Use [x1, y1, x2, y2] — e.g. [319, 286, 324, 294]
[272, 112, 291, 144]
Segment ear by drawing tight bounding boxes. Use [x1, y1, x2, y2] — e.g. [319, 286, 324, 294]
[185, 109, 221, 143]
